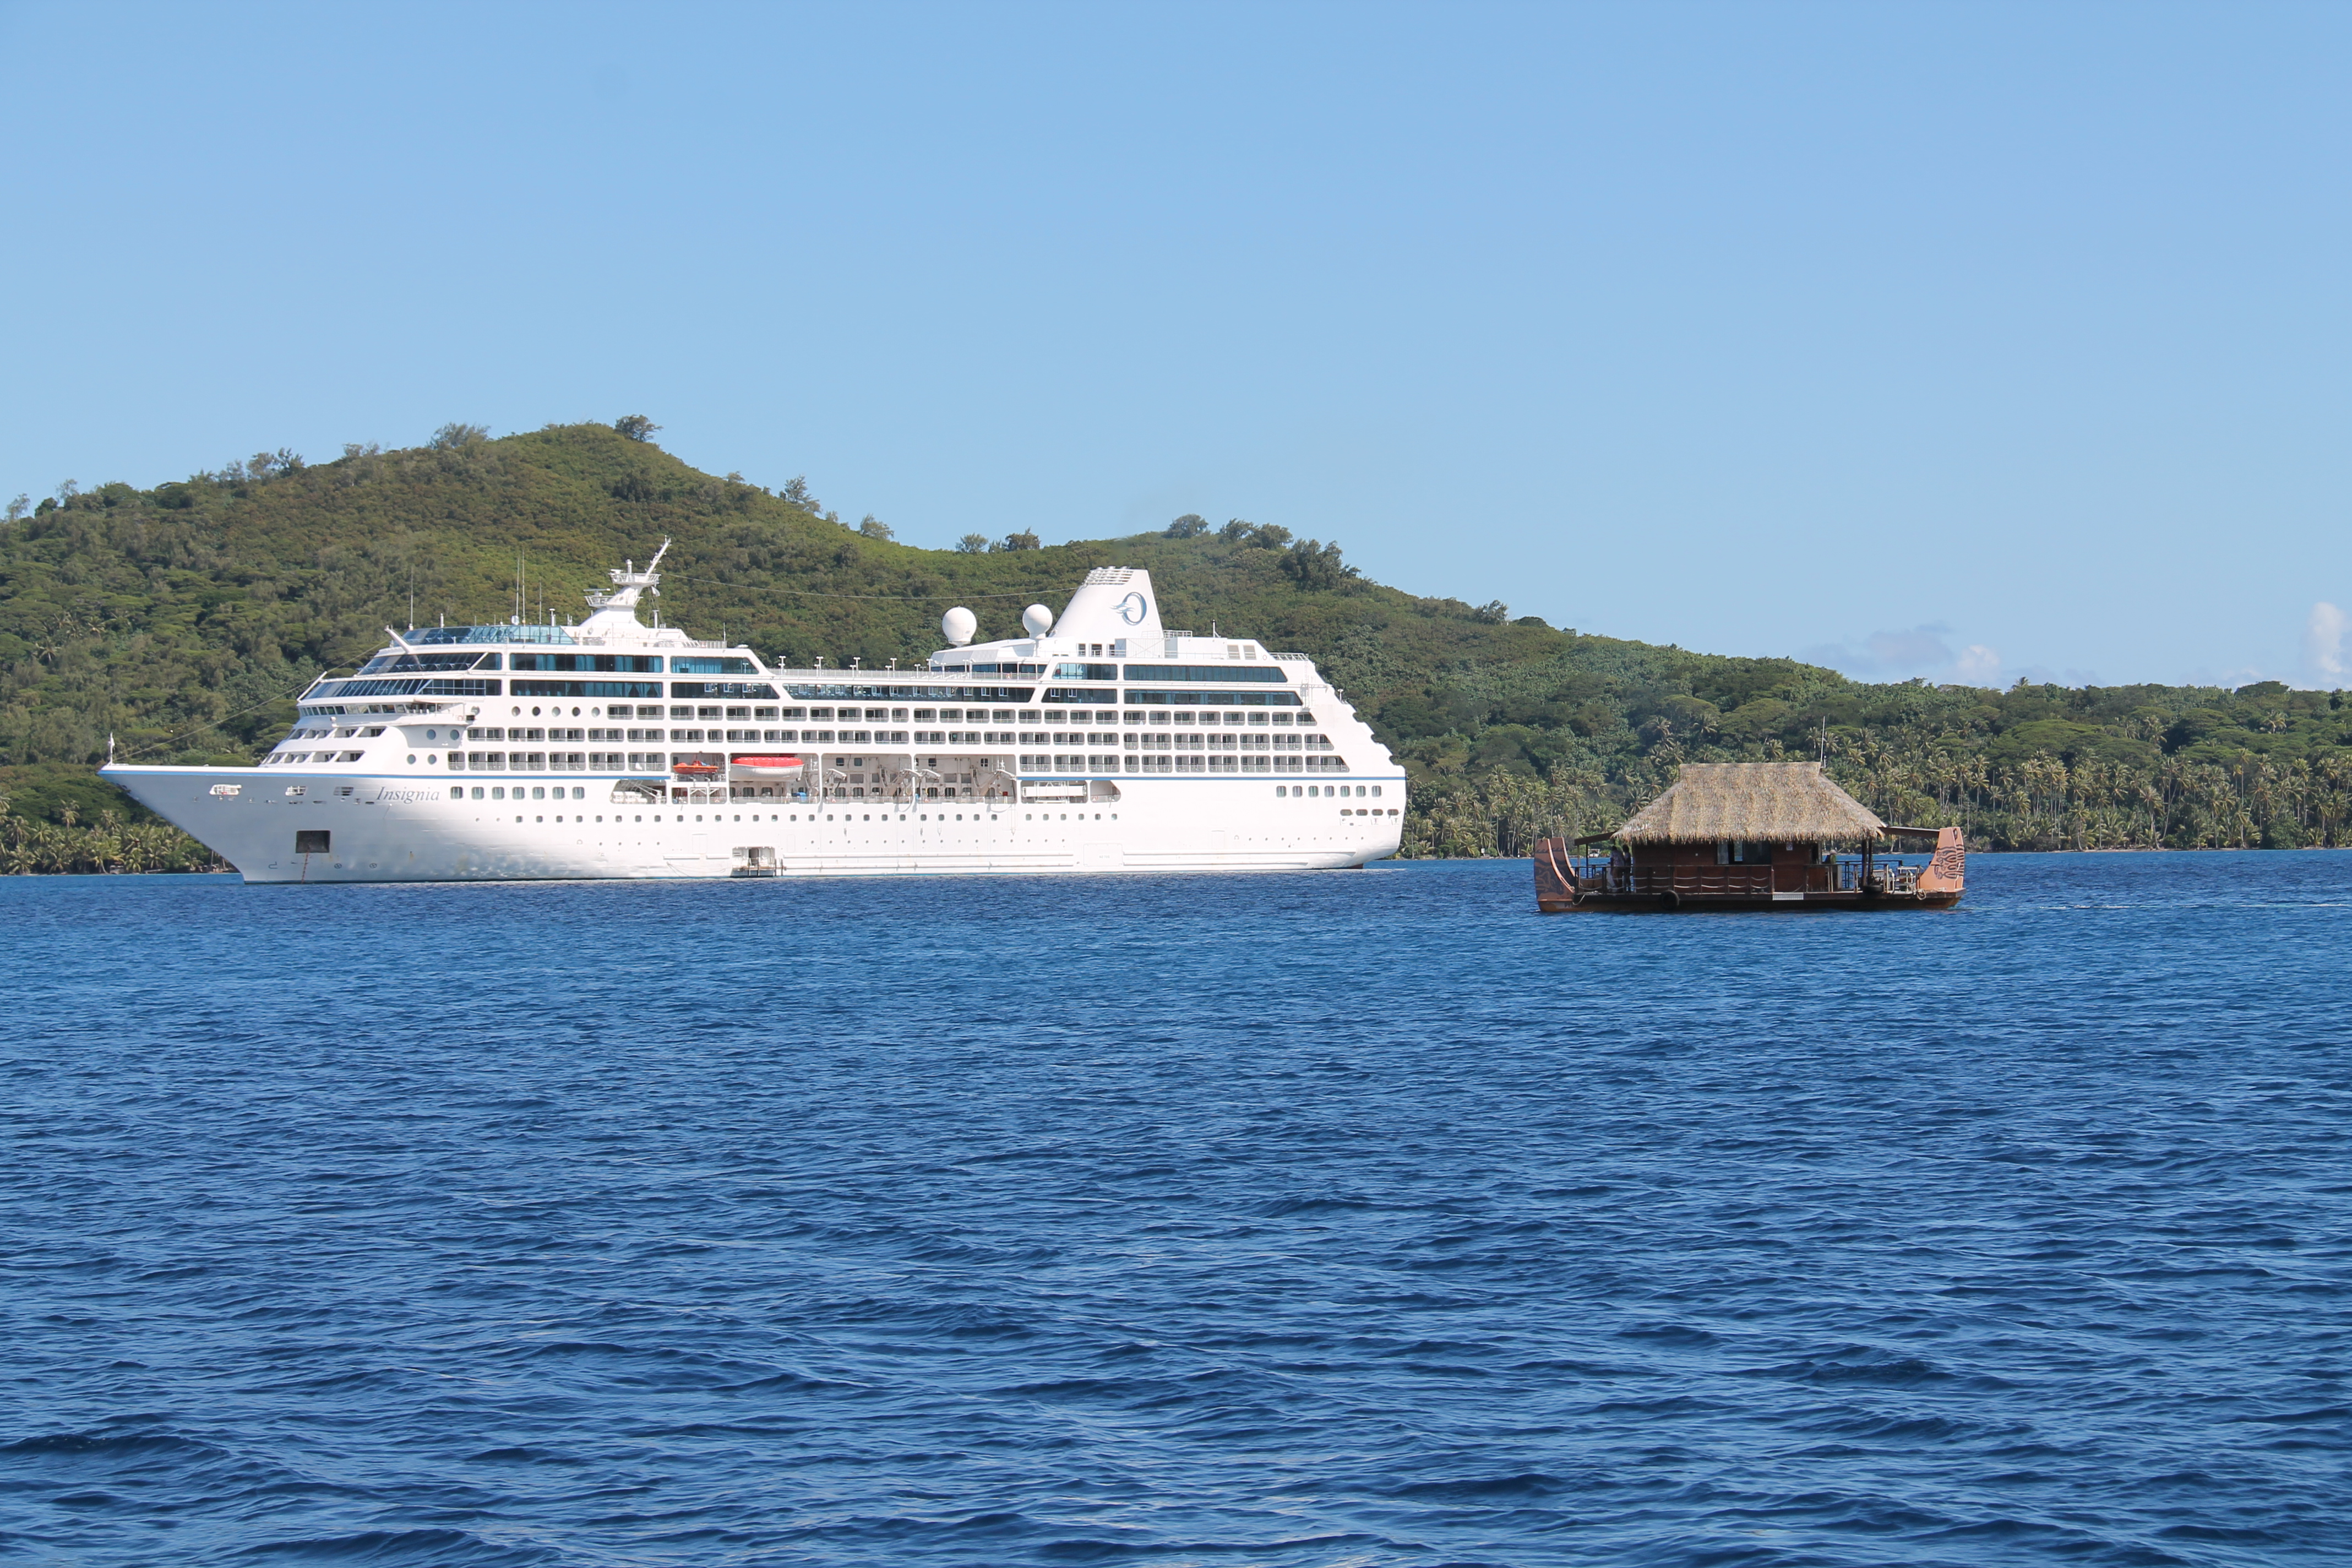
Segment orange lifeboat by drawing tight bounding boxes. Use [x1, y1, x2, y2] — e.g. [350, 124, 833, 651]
[671, 760, 721, 778]
[728, 755, 805, 777]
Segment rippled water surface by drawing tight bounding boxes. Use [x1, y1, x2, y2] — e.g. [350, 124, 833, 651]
[4, 853, 2350, 1567]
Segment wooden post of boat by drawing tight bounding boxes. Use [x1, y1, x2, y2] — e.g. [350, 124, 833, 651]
[1531, 763, 1966, 913]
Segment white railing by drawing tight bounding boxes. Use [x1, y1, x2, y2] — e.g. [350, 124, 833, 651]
[570, 630, 731, 650]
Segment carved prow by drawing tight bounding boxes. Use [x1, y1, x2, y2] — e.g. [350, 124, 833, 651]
[1533, 836, 1581, 912]
[1916, 826, 1965, 895]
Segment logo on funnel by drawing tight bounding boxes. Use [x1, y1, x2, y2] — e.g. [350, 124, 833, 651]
[1117, 592, 1147, 625]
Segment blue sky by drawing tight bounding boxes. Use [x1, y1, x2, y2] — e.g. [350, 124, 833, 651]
[3, 1, 2346, 689]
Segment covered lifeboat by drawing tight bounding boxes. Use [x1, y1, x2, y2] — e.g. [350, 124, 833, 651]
[728, 755, 805, 778]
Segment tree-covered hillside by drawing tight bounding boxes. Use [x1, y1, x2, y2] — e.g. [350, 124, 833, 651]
[4, 418, 2349, 867]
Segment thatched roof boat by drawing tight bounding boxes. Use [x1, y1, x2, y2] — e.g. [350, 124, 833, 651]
[1615, 762, 1887, 845]
[1533, 762, 1964, 913]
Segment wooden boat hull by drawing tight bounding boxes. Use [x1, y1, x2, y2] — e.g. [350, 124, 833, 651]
[1536, 888, 1963, 913]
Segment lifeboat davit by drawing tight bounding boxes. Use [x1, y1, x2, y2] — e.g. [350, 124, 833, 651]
[728, 754, 805, 777]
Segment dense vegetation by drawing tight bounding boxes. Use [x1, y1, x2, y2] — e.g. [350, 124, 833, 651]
[4, 420, 2348, 870]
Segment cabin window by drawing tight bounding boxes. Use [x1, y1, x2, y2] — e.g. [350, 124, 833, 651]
[1717, 840, 1775, 864]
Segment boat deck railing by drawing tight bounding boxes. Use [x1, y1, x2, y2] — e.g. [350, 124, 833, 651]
[611, 781, 1017, 807]
[1572, 859, 1923, 896]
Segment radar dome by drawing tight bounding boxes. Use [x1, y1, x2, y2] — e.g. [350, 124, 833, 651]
[941, 606, 977, 646]
[1021, 603, 1054, 637]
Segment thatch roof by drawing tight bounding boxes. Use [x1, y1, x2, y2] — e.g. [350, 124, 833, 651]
[1616, 762, 1885, 844]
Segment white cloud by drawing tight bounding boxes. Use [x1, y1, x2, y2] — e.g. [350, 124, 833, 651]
[1861, 627, 1955, 669]
[1797, 624, 2008, 687]
[2306, 602, 2347, 682]
[1954, 645, 2001, 684]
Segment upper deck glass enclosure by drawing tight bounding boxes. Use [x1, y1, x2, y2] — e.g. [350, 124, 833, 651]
[411, 624, 578, 646]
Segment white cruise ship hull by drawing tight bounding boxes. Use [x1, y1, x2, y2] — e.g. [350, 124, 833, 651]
[101, 766, 1402, 884]
[102, 558, 1411, 885]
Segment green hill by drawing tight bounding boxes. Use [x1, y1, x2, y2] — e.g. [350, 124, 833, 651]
[4, 418, 2349, 869]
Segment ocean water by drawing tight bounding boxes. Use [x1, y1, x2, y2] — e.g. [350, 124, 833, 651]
[2, 852, 2348, 1568]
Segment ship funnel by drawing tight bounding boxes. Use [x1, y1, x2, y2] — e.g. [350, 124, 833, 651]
[1049, 567, 1161, 642]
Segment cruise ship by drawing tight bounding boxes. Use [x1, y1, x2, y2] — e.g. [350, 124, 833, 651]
[101, 546, 1406, 882]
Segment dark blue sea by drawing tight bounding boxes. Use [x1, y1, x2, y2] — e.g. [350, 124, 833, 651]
[4, 853, 2349, 1567]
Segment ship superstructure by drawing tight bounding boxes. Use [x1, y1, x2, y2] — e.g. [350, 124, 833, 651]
[101, 551, 1404, 882]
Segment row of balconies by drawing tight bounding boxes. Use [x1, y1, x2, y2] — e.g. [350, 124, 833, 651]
[1015, 754, 1344, 775]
